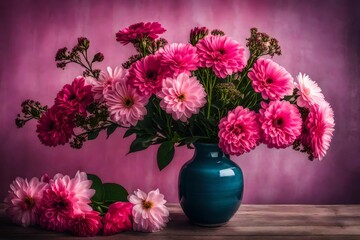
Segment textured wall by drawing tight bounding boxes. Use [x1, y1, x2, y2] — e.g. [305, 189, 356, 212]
[0, 0, 359, 204]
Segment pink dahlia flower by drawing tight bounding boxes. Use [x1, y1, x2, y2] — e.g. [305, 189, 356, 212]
[36, 106, 74, 147]
[69, 211, 103, 237]
[259, 101, 302, 148]
[3, 177, 47, 227]
[248, 58, 294, 100]
[129, 189, 169, 233]
[128, 54, 169, 96]
[158, 43, 199, 77]
[218, 106, 261, 156]
[104, 81, 148, 127]
[116, 22, 166, 45]
[301, 101, 335, 160]
[196, 35, 246, 78]
[55, 76, 94, 116]
[103, 202, 134, 235]
[295, 72, 325, 108]
[89, 66, 128, 102]
[39, 171, 94, 232]
[157, 73, 207, 122]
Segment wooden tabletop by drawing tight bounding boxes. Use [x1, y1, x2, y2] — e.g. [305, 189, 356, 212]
[1, 204, 360, 240]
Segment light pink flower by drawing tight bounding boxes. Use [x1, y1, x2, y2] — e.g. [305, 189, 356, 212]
[259, 101, 302, 148]
[39, 171, 94, 232]
[104, 81, 148, 127]
[248, 58, 294, 100]
[103, 202, 134, 235]
[196, 35, 246, 78]
[218, 106, 261, 156]
[301, 101, 335, 160]
[3, 177, 47, 227]
[129, 189, 169, 232]
[116, 22, 166, 45]
[295, 72, 325, 108]
[158, 43, 199, 77]
[69, 211, 103, 237]
[157, 73, 207, 122]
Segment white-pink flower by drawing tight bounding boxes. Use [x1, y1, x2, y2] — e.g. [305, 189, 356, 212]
[157, 73, 206, 122]
[128, 189, 169, 232]
[295, 72, 325, 108]
[3, 177, 47, 227]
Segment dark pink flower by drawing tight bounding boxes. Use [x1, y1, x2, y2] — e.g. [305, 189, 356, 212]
[116, 22, 166, 45]
[69, 211, 103, 237]
[36, 106, 74, 147]
[103, 202, 134, 235]
[55, 76, 94, 117]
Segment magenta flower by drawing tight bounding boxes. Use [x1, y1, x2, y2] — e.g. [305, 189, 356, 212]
[104, 81, 148, 127]
[295, 72, 325, 108]
[36, 106, 74, 147]
[55, 76, 94, 117]
[69, 211, 103, 237]
[158, 43, 199, 77]
[3, 177, 47, 227]
[301, 101, 335, 160]
[116, 22, 166, 45]
[103, 202, 134, 235]
[218, 106, 261, 156]
[157, 73, 207, 122]
[39, 171, 94, 232]
[259, 101, 302, 148]
[128, 54, 169, 96]
[196, 35, 246, 78]
[129, 189, 169, 232]
[248, 58, 294, 100]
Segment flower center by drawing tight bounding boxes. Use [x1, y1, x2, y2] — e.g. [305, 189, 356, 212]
[177, 94, 186, 102]
[146, 71, 157, 81]
[68, 93, 76, 101]
[142, 200, 153, 210]
[23, 196, 35, 210]
[218, 49, 225, 55]
[47, 120, 56, 131]
[275, 118, 283, 126]
[266, 78, 273, 84]
[53, 199, 69, 210]
[123, 98, 134, 107]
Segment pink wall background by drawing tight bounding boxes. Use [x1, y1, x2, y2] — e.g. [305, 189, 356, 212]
[1, 0, 359, 204]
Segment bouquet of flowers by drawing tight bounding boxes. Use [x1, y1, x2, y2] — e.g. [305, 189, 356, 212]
[16, 21, 335, 170]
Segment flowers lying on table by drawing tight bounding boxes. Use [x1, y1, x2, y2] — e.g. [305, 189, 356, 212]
[2, 171, 169, 237]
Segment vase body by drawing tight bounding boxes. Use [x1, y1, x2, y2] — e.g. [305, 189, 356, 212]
[178, 143, 244, 226]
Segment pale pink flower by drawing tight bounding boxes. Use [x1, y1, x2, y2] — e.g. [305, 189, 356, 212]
[301, 101, 335, 160]
[104, 81, 148, 127]
[218, 106, 261, 156]
[248, 58, 294, 100]
[69, 211, 103, 237]
[196, 35, 246, 78]
[103, 202, 134, 235]
[157, 73, 207, 122]
[129, 189, 169, 232]
[295, 72, 325, 108]
[3, 177, 47, 227]
[158, 43, 199, 77]
[259, 101, 302, 148]
[39, 171, 94, 232]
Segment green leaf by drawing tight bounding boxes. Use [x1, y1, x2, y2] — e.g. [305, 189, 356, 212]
[157, 141, 175, 171]
[88, 130, 100, 140]
[87, 174, 104, 203]
[106, 125, 117, 139]
[103, 183, 129, 202]
[123, 127, 138, 138]
[128, 135, 153, 154]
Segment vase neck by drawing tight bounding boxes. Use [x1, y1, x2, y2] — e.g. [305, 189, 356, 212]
[194, 143, 224, 160]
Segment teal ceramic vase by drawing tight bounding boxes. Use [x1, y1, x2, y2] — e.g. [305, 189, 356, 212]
[178, 143, 244, 226]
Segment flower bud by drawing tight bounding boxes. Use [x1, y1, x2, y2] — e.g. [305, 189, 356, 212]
[190, 26, 209, 45]
[92, 52, 104, 63]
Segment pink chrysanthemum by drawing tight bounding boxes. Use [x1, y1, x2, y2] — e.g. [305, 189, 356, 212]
[295, 72, 325, 108]
[218, 106, 261, 156]
[157, 73, 206, 122]
[104, 81, 148, 127]
[89, 66, 128, 102]
[55, 76, 94, 116]
[158, 43, 199, 77]
[103, 202, 134, 235]
[116, 22, 166, 45]
[259, 101, 302, 148]
[3, 177, 47, 227]
[129, 189, 169, 233]
[248, 58, 294, 100]
[196, 35, 246, 78]
[69, 211, 103, 237]
[39, 171, 94, 232]
[301, 101, 335, 160]
[128, 54, 169, 96]
[36, 106, 74, 147]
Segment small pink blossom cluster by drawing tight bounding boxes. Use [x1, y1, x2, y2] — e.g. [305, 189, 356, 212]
[3, 172, 169, 237]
